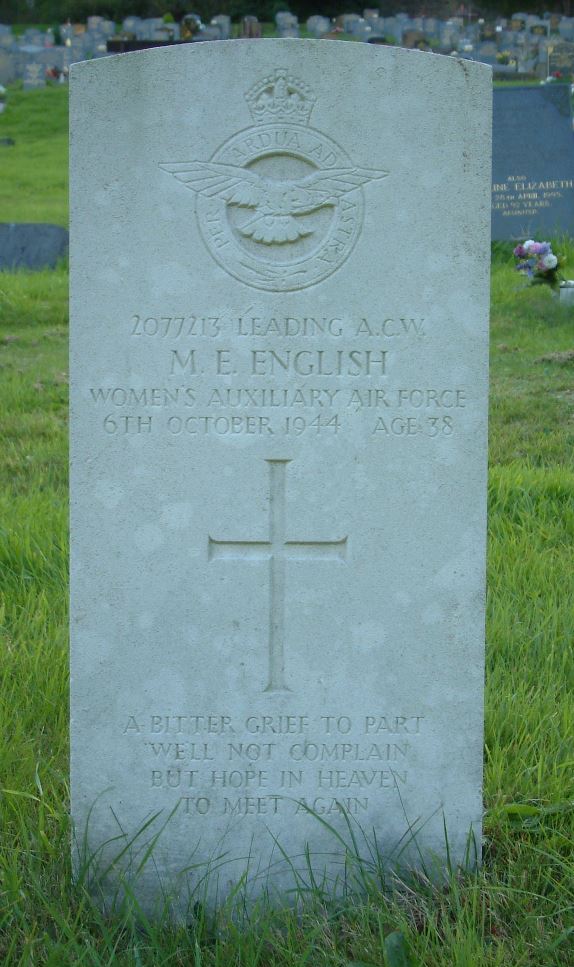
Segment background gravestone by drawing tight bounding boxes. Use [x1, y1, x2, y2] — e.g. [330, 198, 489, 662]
[548, 41, 574, 76]
[0, 223, 69, 269]
[70, 40, 491, 913]
[492, 85, 574, 239]
[0, 49, 17, 84]
[23, 61, 45, 90]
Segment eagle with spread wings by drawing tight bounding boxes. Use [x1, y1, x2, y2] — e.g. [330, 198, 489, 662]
[160, 161, 389, 245]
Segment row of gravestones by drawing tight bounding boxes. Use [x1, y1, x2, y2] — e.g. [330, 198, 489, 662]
[305, 10, 574, 42]
[1, 12, 574, 88]
[0, 14, 234, 85]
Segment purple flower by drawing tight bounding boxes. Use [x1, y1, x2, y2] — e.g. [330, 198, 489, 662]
[514, 244, 526, 257]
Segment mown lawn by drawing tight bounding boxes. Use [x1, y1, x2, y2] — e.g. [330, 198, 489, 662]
[0, 84, 573, 966]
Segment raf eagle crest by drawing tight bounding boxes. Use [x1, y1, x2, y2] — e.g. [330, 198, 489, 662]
[160, 70, 389, 292]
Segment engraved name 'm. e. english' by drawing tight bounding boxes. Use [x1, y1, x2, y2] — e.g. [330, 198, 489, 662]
[160, 69, 388, 291]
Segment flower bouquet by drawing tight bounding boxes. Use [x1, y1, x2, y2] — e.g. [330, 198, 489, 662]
[513, 240, 565, 291]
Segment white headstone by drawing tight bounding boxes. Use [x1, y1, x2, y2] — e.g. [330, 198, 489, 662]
[70, 41, 491, 915]
[23, 61, 45, 89]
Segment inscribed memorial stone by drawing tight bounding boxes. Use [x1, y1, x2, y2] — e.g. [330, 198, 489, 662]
[70, 41, 491, 913]
[492, 85, 574, 239]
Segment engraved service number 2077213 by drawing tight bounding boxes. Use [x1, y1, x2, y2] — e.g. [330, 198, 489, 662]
[131, 315, 221, 338]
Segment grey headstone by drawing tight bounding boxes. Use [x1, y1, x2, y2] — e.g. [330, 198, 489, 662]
[277, 25, 300, 38]
[70, 42, 490, 914]
[122, 16, 142, 32]
[307, 15, 331, 38]
[23, 62, 46, 90]
[99, 21, 116, 37]
[197, 26, 222, 41]
[0, 50, 17, 84]
[340, 13, 361, 32]
[439, 20, 460, 48]
[211, 16, 231, 40]
[529, 20, 550, 37]
[0, 223, 68, 269]
[558, 19, 574, 41]
[275, 11, 298, 28]
[239, 17, 261, 38]
[548, 40, 574, 75]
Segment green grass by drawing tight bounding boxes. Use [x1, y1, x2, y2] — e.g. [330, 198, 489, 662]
[0, 85, 68, 226]
[1, 87, 574, 965]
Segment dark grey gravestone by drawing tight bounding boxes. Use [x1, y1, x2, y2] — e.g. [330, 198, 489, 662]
[548, 41, 574, 76]
[0, 49, 17, 84]
[559, 19, 574, 41]
[0, 224, 69, 270]
[492, 85, 574, 240]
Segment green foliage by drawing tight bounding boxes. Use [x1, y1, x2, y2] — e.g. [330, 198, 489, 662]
[0, 85, 68, 226]
[1, 83, 574, 966]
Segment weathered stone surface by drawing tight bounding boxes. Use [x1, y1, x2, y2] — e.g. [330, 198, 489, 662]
[0, 223, 68, 270]
[70, 41, 491, 914]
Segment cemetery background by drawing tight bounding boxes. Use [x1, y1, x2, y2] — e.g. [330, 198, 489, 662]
[0, 74, 574, 965]
[1, 9, 574, 86]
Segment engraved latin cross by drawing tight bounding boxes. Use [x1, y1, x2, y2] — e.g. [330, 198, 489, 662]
[208, 459, 347, 692]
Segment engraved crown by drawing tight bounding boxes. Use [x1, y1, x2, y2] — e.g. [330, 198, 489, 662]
[246, 69, 315, 126]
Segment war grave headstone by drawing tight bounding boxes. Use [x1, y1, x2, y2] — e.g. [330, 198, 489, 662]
[23, 61, 45, 89]
[70, 40, 491, 913]
[492, 85, 574, 239]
